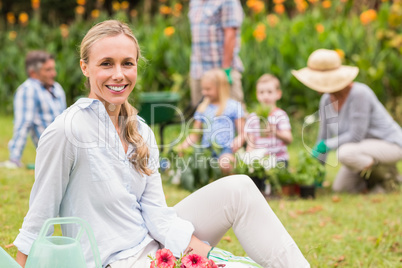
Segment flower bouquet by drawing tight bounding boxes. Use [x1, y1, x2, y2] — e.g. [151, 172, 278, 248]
[149, 248, 224, 268]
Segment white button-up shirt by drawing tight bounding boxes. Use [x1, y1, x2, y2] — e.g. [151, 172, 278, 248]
[14, 98, 194, 267]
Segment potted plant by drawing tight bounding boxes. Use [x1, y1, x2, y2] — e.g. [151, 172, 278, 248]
[167, 147, 221, 192]
[235, 149, 280, 194]
[276, 167, 298, 196]
[294, 150, 326, 199]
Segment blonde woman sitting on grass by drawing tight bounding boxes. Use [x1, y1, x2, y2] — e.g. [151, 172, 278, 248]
[14, 20, 309, 268]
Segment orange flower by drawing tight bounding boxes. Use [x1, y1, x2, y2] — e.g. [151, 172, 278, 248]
[274, 4, 285, 14]
[322, 0, 331, 9]
[91, 9, 100, 18]
[247, 0, 264, 14]
[360, 9, 377, 25]
[75, 5, 85, 15]
[9, 31, 17, 41]
[308, 0, 319, 3]
[164, 26, 175, 37]
[76, 0, 86, 5]
[295, 0, 308, 13]
[130, 9, 138, 18]
[172, 3, 182, 17]
[121, 1, 129, 10]
[252, 1, 265, 13]
[335, 49, 345, 60]
[160, 5, 172, 15]
[112, 1, 120, 11]
[60, 24, 69, 38]
[273, 0, 285, 4]
[7, 12, 16, 24]
[246, 0, 256, 7]
[174, 3, 183, 12]
[315, 23, 324, 33]
[253, 23, 266, 42]
[19, 12, 29, 25]
[31, 0, 40, 10]
[267, 14, 279, 27]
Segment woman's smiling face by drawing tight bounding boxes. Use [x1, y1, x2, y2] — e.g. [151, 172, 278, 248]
[80, 33, 138, 107]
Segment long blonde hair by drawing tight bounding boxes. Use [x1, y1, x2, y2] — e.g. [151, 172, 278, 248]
[197, 68, 230, 116]
[80, 20, 151, 176]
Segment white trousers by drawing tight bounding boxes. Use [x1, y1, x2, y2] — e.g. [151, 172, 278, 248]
[108, 175, 309, 268]
[333, 139, 402, 192]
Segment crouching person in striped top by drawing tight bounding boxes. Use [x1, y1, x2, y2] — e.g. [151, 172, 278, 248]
[0, 50, 66, 169]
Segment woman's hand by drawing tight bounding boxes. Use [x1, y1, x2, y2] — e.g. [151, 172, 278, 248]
[16, 251, 27, 267]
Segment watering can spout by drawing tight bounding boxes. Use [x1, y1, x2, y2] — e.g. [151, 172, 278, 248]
[0, 246, 22, 268]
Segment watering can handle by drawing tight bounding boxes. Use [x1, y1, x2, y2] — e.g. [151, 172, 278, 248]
[38, 217, 102, 268]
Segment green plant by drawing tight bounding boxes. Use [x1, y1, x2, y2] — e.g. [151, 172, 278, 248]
[272, 167, 295, 186]
[254, 103, 271, 119]
[167, 147, 220, 192]
[294, 150, 326, 186]
[234, 150, 281, 192]
[253, 104, 271, 137]
[1, 1, 401, 120]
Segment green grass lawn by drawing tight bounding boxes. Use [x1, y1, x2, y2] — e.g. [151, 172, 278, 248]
[1, 115, 401, 267]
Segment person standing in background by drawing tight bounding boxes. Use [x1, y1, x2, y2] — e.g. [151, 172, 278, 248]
[0, 50, 66, 169]
[188, 0, 244, 107]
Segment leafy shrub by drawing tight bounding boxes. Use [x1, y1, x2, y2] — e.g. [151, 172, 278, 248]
[0, 1, 401, 118]
[294, 150, 326, 186]
[167, 147, 221, 192]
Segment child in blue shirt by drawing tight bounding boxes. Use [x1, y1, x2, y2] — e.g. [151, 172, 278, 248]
[178, 68, 245, 175]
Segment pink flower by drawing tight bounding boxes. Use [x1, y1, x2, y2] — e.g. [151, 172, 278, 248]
[206, 259, 220, 268]
[181, 254, 208, 268]
[149, 247, 223, 268]
[155, 248, 176, 268]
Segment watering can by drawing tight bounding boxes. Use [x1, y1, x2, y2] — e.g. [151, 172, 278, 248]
[0, 246, 22, 268]
[0, 217, 102, 268]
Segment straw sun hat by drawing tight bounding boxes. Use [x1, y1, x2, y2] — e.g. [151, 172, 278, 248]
[292, 49, 359, 93]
